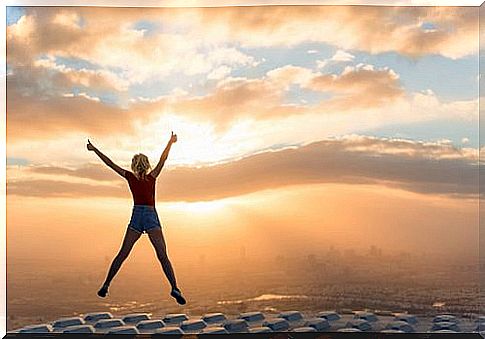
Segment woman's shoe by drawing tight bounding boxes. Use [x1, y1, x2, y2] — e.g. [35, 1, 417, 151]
[170, 287, 186, 305]
[97, 284, 109, 298]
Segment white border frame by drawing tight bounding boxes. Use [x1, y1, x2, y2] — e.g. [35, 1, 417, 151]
[1, 0, 481, 336]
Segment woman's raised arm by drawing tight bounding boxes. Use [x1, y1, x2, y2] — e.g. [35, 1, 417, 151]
[149, 132, 177, 179]
[87, 139, 126, 178]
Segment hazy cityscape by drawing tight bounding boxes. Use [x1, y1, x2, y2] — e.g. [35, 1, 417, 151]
[7, 244, 480, 331]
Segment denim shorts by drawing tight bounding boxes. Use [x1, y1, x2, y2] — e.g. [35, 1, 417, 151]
[128, 205, 162, 234]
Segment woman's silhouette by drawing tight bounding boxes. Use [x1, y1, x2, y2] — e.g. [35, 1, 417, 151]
[87, 132, 186, 305]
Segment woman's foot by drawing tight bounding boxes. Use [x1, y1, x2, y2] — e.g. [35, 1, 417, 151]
[170, 287, 186, 305]
[97, 284, 109, 298]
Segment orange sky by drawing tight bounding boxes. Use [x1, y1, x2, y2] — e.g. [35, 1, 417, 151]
[7, 182, 478, 266]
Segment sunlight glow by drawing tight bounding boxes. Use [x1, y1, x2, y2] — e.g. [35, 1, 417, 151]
[164, 199, 230, 214]
[141, 113, 265, 167]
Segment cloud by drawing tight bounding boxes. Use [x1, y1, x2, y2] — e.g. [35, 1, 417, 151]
[207, 65, 232, 80]
[6, 63, 165, 140]
[29, 163, 118, 182]
[7, 58, 474, 143]
[173, 64, 405, 126]
[195, 6, 477, 58]
[7, 135, 479, 201]
[266, 63, 404, 111]
[307, 63, 403, 109]
[34, 56, 130, 92]
[317, 49, 355, 69]
[266, 65, 315, 87]
[6, 6, 478, 142]
[6, 74, 139, 140]
[7, 6, 477, 84]
[7, 179, 125, 199]
[168, 77, 292, 128]
[7, 8, 259, 85]
[331, 50, 355, 62]
[63, 92, 100, 102]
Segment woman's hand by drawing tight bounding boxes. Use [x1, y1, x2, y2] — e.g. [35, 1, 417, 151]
[87, 139, 96, 151]
[170, 131, 178, 144]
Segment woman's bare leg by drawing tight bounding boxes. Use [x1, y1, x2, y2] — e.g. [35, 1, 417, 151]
[147, 227, 186, 304]
[147, 227, 177, 289]
[98, 228, 141, 296]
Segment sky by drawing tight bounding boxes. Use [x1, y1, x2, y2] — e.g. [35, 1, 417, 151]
[5, 5, 481, 266]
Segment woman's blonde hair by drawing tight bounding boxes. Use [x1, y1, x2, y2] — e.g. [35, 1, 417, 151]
[131, 153, 151, 180]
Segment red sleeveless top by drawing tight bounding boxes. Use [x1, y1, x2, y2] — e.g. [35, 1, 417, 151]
[124, 171, 156, 206]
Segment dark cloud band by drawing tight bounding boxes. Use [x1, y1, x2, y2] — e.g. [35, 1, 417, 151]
[8, 136, 480, 201]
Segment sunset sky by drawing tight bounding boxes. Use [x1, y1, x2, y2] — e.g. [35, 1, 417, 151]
[5, 5, 480, 264]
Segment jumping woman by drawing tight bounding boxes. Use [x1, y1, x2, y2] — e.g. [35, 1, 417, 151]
[87, 132, 186, 305]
